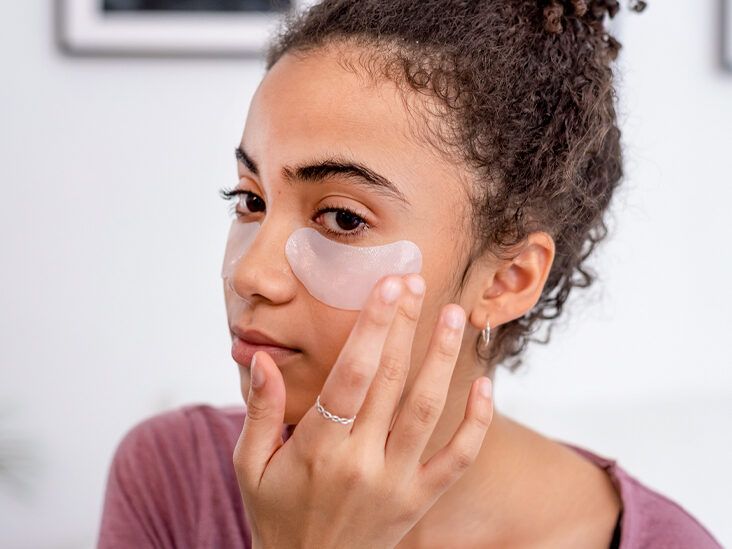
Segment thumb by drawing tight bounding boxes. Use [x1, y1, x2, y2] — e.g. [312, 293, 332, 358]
[233, 351, 286, 489]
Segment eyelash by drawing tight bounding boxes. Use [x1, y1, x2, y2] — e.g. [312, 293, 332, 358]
[218, 186, 371, 241]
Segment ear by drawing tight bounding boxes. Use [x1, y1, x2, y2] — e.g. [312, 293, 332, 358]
[467, 231, 555, 332]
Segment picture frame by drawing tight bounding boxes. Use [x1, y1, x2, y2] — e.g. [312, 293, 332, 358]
[57, 0, 312, 57]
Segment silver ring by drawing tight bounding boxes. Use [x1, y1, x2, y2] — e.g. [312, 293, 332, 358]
[315, 394, 356, 426]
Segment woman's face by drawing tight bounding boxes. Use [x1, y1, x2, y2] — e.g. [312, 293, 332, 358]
[224, 45, 480, 424]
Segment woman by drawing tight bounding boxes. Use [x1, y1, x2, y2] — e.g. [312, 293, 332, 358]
[98, 1, 723, 547]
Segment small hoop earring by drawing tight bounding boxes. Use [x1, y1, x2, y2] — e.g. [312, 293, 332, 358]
[481, 319, 491, 347]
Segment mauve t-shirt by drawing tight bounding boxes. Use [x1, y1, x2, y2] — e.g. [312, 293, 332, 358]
[96, 403, 723, 548]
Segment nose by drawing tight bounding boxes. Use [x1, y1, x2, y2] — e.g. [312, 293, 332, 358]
[222, 218, 298, 306]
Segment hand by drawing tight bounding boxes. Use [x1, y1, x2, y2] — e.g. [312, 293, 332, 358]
[232, 273, 495, 549]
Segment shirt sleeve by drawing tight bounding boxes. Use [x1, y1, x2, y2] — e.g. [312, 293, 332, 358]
[620, 474, 725, 549]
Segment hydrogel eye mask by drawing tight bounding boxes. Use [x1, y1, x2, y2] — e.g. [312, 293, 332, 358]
[284, 227, 422, 310]
[221, 220, 259, 282]
[221, 222, 423, 311]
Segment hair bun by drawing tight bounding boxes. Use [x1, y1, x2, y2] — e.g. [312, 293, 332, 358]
[541, 0, 647, 35]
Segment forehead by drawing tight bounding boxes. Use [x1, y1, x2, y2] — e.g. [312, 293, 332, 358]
[242, 46, 468, 203]
[247, 47, 413, 157]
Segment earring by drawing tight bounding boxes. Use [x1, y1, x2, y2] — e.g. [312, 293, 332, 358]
[481, 319, 491, 347]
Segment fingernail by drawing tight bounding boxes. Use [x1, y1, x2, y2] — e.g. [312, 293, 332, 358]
[251, 354, 265, 388]
[381, 278, 402, 303]
[406, 275, 425, 296]
[478, 377, 492, 399]
[444, 306, 465, 329]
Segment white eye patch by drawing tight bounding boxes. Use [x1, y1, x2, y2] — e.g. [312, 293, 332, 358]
[220, 220, 259, 282]
[221, 222, 423, 310]
[284, 227, 422, 310]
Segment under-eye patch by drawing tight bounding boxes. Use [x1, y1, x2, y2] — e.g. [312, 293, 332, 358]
[221, 222, 422, 310]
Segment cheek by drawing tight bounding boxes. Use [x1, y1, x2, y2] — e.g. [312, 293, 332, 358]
[304, 306, 360, 372]
[221, 220, 258, 311]
[299, 268, 448, 387]
[285, 227, 422, 311]
[221, 220, 258, 280]
[404, 292, 448, 379]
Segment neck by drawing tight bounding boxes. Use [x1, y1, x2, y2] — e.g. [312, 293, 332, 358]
[399, 388, 525, 546]
[396, 353, 573, 548]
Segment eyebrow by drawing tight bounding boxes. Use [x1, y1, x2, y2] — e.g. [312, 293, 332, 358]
[234, 145, 410, 208]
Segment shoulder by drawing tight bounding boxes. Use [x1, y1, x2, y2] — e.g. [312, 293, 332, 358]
[559, 441, 724, 549]
[112, 403, 239, 452]
[109, 403, 247, 477]
[98, 403, 251, 547]
[110, 403, 296, 472]
[615, 472, 724, 549]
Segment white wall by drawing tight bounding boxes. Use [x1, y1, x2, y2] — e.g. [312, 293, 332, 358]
[0, 1, 729, 547]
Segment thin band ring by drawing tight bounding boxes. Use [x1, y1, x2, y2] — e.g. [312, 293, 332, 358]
[315, 394, 356, 426]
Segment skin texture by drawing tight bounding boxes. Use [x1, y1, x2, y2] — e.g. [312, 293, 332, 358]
[224, 46, 622, 548]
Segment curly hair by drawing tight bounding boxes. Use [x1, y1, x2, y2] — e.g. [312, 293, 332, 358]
[262, 0, 647, 375]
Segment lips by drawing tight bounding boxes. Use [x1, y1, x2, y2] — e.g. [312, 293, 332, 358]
[230, 326, 300, 366]
[231, 326, 295, 348]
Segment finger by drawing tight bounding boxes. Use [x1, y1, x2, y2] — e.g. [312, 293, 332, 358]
[350, 273, 426, 442]
[301, 275, 404, 441]
[385, 303, 466, 467]
[418, 377, 493, 499]
[232, 351, 287, 492]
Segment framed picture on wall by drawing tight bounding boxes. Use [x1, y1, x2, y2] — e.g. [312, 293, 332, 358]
[57, 0, 312, 57]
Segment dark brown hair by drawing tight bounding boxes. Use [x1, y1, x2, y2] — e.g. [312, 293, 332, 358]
[263, 0, 647, 375]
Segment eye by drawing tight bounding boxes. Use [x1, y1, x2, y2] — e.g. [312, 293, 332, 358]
[314, 205, 370, 241]
[218, 186, 372, 241]
[241, 192, 265, 213]
[219, 187, 264, 215]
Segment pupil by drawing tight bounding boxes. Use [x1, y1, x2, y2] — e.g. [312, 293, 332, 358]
[245, 194, 264, 212]
[336, 211, 360, 231]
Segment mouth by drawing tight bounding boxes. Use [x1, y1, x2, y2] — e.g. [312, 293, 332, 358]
[231, 336, 301, 367]
[230, 326, 301, 367]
